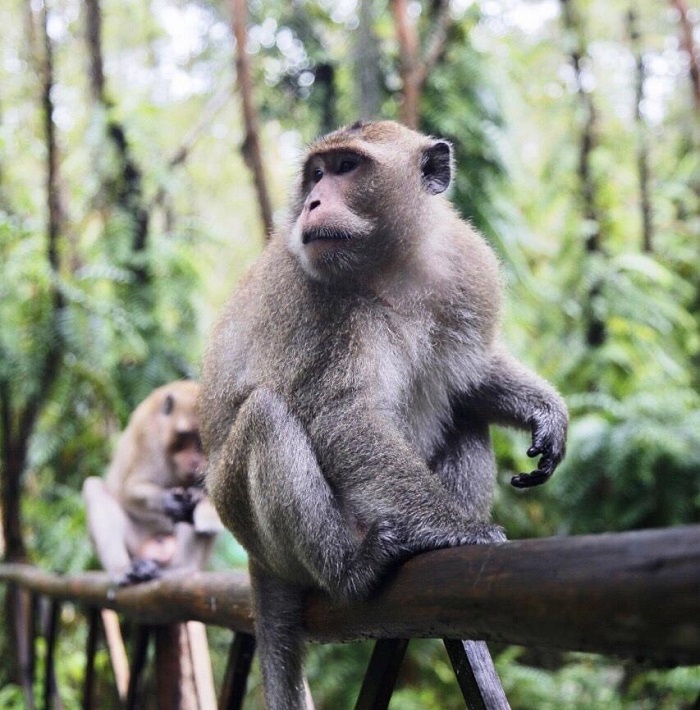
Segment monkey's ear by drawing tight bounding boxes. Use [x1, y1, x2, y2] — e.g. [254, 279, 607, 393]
[162, 394, 175, 415]
[421, 140, 453, 195]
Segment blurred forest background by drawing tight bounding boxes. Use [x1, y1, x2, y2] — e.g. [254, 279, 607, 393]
[0, 0, 699, 706]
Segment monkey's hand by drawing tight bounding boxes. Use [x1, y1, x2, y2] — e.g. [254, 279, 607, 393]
[117, 558, 161, 587]
[163, 487, 204, 524]
[511, 409, 567, 489]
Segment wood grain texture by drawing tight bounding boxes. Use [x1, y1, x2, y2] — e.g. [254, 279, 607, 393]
[2, 526, 699, 664]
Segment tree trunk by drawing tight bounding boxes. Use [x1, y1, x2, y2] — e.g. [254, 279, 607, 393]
[391, 0, 422, 129]
[391, 0, 453, 129]
[83, 0, 150, 283]
[1, 2, 66, 685]
[84, 0, 105, 103]
[627, 9, 654, 253]
[355, 0, 382, 120]
[314, 63, 337, 135]
[231, 0, 274, 240]
[559, 0, 606, 348]
[669, 0, 700, 111]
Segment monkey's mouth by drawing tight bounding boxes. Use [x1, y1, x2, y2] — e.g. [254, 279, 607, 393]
[302, 228, 351, 245]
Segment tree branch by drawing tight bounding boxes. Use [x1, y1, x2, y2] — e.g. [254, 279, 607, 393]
[419, 0, 452, 82]
[167, 85, 232, 170]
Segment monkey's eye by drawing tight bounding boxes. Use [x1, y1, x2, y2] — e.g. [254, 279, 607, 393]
[312, 168, 324, 183]
[337, 158, 358, 175]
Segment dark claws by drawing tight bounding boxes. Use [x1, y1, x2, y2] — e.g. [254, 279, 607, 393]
[117, 558, 161, 586]
[511, 469, 552, 488]
[527, 446, 541, 458]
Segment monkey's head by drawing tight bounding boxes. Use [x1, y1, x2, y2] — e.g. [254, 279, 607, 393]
[154, 381, 206, 487]
[287, 120, 453, 283]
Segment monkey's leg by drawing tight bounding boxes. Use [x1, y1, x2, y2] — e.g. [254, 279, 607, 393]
[168, 524, 217, 572]
[82, 478, 131, 577]
[211, 388, 414, 602]
[307, 401, 506, 553]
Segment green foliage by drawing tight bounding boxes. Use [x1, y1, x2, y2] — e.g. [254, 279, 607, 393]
[421, 16, 510, 248]
[554, 389, 700, 533]
[498, 648, 700, 710]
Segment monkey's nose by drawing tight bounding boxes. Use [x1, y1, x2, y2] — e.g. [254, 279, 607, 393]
[308, 199, 321, 211]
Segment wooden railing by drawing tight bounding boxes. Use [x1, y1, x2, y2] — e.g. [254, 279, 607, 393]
[1, 525, 699, 709]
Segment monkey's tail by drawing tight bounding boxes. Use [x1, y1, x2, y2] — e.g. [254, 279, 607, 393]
[250, 563, 312, 710]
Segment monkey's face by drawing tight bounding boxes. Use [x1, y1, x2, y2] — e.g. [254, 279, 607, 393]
[169, 429, 206, 486]
[159, 388, 207, 486]
[288, 121, 454, 283]
[289, 149, 376, 281]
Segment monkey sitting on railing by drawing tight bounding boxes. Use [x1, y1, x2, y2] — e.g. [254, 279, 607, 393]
[83, 380, 223, 585]
[201, 120, 568, 709]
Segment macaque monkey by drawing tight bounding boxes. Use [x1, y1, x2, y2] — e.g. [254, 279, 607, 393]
[83, 380, 223, 584]
[200, 121, 568, 709]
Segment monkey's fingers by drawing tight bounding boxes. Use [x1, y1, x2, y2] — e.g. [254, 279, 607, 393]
[510, 469, 552, 488]
[117, 558, 161, 586]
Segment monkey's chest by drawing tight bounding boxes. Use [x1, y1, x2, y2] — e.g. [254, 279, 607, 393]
[372, 317, 479, 459]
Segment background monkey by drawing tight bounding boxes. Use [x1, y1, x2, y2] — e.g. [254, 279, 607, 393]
[201, 121, 568, 709]
[83, 380, 223, 584]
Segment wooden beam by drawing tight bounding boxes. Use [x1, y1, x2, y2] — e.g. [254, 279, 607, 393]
[1, 526, 699, 664]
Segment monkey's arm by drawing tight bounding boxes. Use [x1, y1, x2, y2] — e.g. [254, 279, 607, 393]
[122, 472, 207, 525]
[467, 349, 568, 488]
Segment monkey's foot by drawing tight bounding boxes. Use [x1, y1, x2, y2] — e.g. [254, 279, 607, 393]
[117, 558, 162, 586]
[407, 521, 506, 552]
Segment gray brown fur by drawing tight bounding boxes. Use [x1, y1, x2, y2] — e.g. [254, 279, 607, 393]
[83, 380, 222, 584]
[201, 121, 567, 709]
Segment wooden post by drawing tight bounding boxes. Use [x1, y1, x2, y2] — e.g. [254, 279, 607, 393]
[219, 631, 256, 710]
[12, 585, 36, 710]
[354, 638, 408, 710]
[125, 625, 151, 710]
[444, 639, 510, 710]
[82, 608, 99, 710]
[43, 599, 61, 710]
[100, 609, 130, 701]
[154, 622, 217, 710]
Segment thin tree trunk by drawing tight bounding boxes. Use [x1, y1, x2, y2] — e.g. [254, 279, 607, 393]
[559, 0, 606, 348]
[355, 0, 382, 120]
[83, 0, 150, 282]
[627, 9, 654, 253]
[391, 0, 453, 129]
[1, 1, 66, 565]
[231, 0, 274, 240]
[314, 63, 337, 135]
[84, 0, 105, 104]
[1, 1, 66, 684]
[669, 0, 700, 111]
[391, 0, 422, 129]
